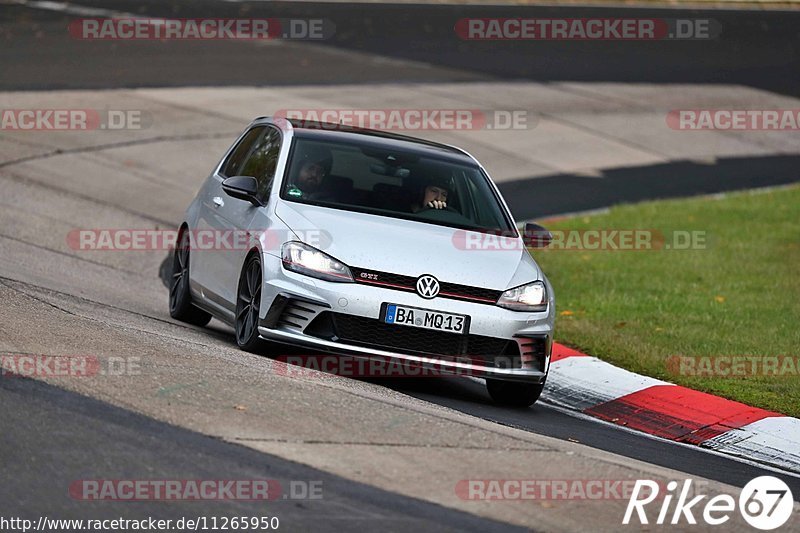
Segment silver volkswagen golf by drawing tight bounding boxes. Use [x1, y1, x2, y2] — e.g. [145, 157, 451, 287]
[170, 117, 555, 406]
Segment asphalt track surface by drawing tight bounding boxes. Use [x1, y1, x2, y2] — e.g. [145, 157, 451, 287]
[4, 0, 799, 97]
[2, 1, 800, 530]
[500, 154, 800, 220]
[4, 0, 799, 218]
[0, 376, 525, 532]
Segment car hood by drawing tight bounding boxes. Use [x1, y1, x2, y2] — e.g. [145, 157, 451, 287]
[275, 201, 541, 290]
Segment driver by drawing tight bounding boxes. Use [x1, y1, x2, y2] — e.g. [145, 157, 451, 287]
[410, 176, 450, 213]
[286, 146, 334, 201]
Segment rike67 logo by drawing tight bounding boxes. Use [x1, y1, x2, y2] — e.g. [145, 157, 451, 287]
[624, 476, 795, 530]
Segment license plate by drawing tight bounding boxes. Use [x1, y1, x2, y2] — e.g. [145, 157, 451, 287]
[383, 304, 468, 334]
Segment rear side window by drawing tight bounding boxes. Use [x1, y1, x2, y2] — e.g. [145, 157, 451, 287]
[221, 127, 265, 178]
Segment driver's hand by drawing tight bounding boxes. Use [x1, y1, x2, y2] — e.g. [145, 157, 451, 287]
[426, 200, 447, 210]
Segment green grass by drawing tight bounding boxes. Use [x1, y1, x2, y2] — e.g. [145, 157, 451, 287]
[532, 185, 800, 417]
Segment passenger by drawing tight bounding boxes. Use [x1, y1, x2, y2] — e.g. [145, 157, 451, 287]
[410, 177, 450, 213]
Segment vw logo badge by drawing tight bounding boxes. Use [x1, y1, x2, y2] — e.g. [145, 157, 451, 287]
[416, 275, 440, 299]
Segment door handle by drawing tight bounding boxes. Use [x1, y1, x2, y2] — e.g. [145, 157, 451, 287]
[212, 196, 224, 208]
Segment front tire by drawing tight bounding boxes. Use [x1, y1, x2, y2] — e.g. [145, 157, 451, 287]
[169, 229, 212, 327]
[235, 254, 265, 352]
[486, 379, 545, 407]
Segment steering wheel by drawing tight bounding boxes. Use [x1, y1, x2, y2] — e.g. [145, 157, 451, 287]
[415, 205, 472, 225]
[419, 205, 459, 214]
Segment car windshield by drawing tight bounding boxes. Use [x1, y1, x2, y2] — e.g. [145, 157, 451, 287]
[280, 137, 516, 234]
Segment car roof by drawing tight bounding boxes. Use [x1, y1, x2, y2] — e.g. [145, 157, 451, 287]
[261, 118, 478, 166]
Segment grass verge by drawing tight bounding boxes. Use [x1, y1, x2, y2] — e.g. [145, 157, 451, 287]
[532, 185, 800, 417]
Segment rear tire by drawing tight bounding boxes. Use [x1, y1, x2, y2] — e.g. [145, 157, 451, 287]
[235, 254, 265, 352]
[486, 379, 545, 407]
[169, 229, 212, 327]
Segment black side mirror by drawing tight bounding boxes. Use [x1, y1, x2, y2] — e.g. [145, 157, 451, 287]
[222, 176, 262, 206]
[523, 222, 552, 249]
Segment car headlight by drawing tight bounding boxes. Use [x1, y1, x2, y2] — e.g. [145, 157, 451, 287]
[281, 241, 353, 283]
[496, 281, 547, 312]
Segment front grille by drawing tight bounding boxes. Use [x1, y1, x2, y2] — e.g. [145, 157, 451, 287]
[351, 267, 502, 305]
[306, 312, 519, 366]
[439, 282, 501, 303]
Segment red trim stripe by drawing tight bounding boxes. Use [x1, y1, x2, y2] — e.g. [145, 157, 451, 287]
[437, 290, 497, 303]
[355, 278, 413, 291]
[354, 279, 497, 304]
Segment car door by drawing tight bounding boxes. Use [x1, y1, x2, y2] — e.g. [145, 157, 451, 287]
[194, 126, 282, 319]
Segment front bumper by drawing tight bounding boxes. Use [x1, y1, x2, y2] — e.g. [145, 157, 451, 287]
[257, 253, 554, 383]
